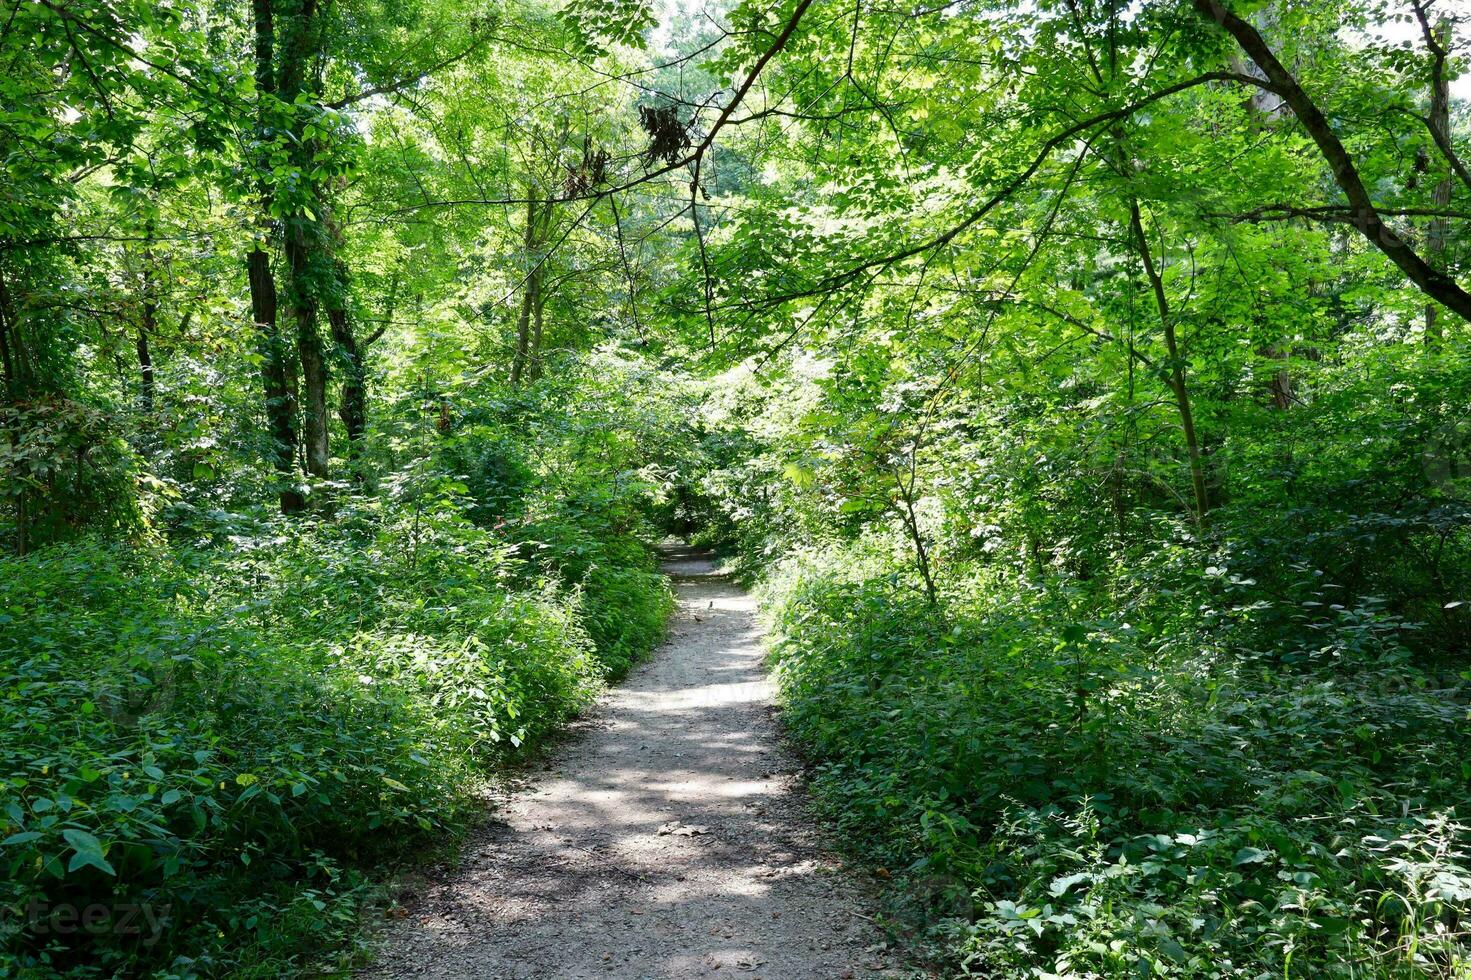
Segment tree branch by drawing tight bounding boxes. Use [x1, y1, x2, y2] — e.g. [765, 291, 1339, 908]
[1194, 0, 1471, 321]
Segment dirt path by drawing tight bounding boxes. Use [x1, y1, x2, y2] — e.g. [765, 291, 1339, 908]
[364, 547, 905, 979]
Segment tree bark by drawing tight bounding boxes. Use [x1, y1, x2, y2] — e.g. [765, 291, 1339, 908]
[527, 254, 546, 381]
[276, 0, 331, 480]
[510, 196, 539, 386]
[1194, 0, 1471, 322]
[0, 265, 23, 554]
[894, 467, 939, 608]
[248, 248, 304, 513]
[0, 264, 17, 401]
[135, 327, 154, 414]
[287, 223, 331, 479]
[249, 0, 304, 513]
[1265, 347, 1293, 410]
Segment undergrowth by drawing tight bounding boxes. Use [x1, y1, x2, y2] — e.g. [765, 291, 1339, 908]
[0, 505, 670, 977]
[756, 537, 1471, 978]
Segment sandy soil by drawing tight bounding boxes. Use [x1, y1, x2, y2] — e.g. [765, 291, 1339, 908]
[362, 546, 908, 980]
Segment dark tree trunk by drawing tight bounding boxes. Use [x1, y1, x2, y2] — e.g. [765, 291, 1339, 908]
[328, 287, 367, 477]
[322, 213, 367, 477]
[137, 230, 157, 414]
[248, 248, 305, 513]
[0, 265, 17, 401]
[0, 264, 24, 554]
[287, 222, 331, 479]
[1425, 16, 1452, 346]
[249, 0, 305, 513]
[277, 0, 333, 480]
[296, 318, 330, 478]
[135, 327, 154, 414]
[510, 197, 537, 386]
[527, 259, 545, 381]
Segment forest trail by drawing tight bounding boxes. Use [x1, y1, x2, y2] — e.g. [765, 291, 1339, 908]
[365, 546, 904, 979]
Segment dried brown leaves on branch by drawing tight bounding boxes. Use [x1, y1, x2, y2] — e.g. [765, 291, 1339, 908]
[565, 137, 612, 198]
[638, 104, 692, 167]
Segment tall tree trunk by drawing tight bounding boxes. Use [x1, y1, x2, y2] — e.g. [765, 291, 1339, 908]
[527, 258, 545, 381]
[276, 0, 331, 480]
[1130, 201, 1209, 523]
[894, 465, 939, 609]
[1425, 15, 1452, 347]
[249, 248, 305, 513]
[327, 266, 366, 477]
[0, 264, 24, 555]
[323, 208, 367, 477]
[527, 198, 553, 381]
[510, 196, 539, 386]
[137, 225, 157, 414]
[135, 327, 155, 414]
[1266, 347, 1293, 410]
[249, 0, 304, 513]
[0, 264, 17, 401]
[287, 223, 331, 479]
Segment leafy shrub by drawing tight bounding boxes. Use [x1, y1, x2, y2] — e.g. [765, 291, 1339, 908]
[0, 507, 633, 976]
[761, 543, 1471, 978]
[0, 400, 151, 555]
[576, 565, 675, 677]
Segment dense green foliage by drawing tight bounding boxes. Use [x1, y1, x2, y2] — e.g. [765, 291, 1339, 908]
[0, 357, 680, 975]
[660, 0, 1471, 973]
[688, 341, 1471, 976]
[5, 0, 1471, 973]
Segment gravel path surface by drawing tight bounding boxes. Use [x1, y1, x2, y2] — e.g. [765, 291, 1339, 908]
[362, 546, 907, 980]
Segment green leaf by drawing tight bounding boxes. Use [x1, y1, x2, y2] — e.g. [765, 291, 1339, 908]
[62, 829, 115, 876]
[1233, 847, 1268, 866]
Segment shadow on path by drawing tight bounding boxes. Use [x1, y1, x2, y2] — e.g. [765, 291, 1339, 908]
[362, 547, 905, 979]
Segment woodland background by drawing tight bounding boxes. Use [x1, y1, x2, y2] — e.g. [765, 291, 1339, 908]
[3, 0, 1471, 975]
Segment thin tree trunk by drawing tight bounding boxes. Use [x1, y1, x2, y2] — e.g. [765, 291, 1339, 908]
[136, 327, 155, 414]
[1266, 347, 1292, 410]
[893, 448, 939, 609]
[528, 199, 553, 381]
[510, 292, 533, 386]
[1130, 201, 1209, 523]
[1425, 15, 1452, 347]
[510, 196, 537, 386]
[0, 264, 17, 401]
[0, 265, 23, 555]
[137, 226, 157, 414]
[327, 262, 366, 478]
[527, 260, 545, 381]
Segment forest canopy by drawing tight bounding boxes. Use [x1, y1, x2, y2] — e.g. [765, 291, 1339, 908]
[2, 0, 1471, 974]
